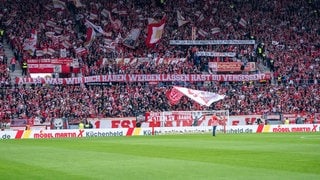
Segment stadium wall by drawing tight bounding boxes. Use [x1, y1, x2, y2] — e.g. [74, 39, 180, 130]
[5, 114, 319, 130]
[0, 124, 319, 140]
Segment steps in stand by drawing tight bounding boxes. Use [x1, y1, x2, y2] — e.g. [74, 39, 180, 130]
[3, 41, 22, 84]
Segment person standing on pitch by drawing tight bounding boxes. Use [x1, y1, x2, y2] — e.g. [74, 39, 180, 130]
[212, 114, 219, 136]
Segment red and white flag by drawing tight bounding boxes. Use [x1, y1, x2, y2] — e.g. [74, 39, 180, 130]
[194, 11, 204, 22]
[89, 12, 98, 20]
[177, 11, 189, 27]
[118, 10, 128, 15]
[46, 48, 56, 56]
[198, 28, 209, 37]
[73, 0, 85, 8]
[101, 9, 109, 17]
[211, 27, 221, 34]
[46, 20, 57, 27]
[166, 88, 184, 105]
[102, 10, 122, 30]
[85, 19, 107, 35]
[36, 49, 44, 57]
[225, 22, 232, 28]
[192, 26, 197, 40]
[145, 16, 166, 48]
[75, 47, 88, 56]
[35, 47, 56, 56]
[84, 27, 96, 47]
[61, 41, 72, 48]
[239, 18, 247, 27]
[54, 26, 63, 34]
[172, 86, 225, 107]
[23, 29, 37, 54]
[52, 0, 66, 9]
[123, 28, 141, 49]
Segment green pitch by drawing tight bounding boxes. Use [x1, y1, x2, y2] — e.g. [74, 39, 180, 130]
[0, 132, 320, 180]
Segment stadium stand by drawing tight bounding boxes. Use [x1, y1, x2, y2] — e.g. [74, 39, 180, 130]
[0, 0, 319, 124]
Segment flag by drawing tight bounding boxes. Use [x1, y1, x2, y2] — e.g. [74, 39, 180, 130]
[75, 47, 88, 56]
[23, 29, 37, 55]
[239, 18, 247, 27]
[198, 28, 208, 37]
[89, 12, 98, 20]
[192, 26, 197, 40]
[166, 88, 184, 105]
[177, 11, 189, 27]
[84, 19, 106, 35]
[52, 0, 66, 9]
[46, 20, 57, 27]
[147, 18, 157, 24]
[211, 27, 221, 34]
[60, 48, 67, 57]
[118, 10, 128, 15]
[194, 11, 204, 22]
[46, 47, 56, 56]
[54, 26, 63, 34]
[61, 41, 72, 48]
[198, 14, 205, 22]
[145, 16, 166, 48]
[36, 49, 44, 57]
[73, 0, 85, 8]
[172, 86, 225, 107]
[123, 28, 141, 49]
[45, 31, 55, 37]
[35, 48, 56, 56]
[225, 22, 232, 27]
[84, 27, 96, 47]
[101, 9, 109, 17]
[106, 11, 122, 30]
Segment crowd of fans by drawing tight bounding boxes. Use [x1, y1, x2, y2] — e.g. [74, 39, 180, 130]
[0, 0, 319, 123]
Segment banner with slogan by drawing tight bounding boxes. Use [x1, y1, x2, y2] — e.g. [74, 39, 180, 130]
[196, 52, 236, 57]
[209, 62, 256, 72]
[27, 58, 80, 73]
[170, 40, 256, 45]
[15, 73, 271, 85]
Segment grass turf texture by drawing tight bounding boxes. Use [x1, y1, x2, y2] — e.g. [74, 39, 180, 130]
[0, 132, 320, 180]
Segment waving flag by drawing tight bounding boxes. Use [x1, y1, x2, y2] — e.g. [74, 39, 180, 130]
[239, 17, 247, 27]
[85, 19, 107, 36]
[146, 16, 166, 48]
[177, 11, 189, 27]
[52, 0, 66, 9]
[23, 29, 37, 55]
[198, 28, 209, 37]
[123, 28, 141, 49]
[105, 10, 122, 30]
[84, 27, 96, 47]
[169, 86, 225, 107]
[211, 27, 221, 35]
[73, 0, 85, 8]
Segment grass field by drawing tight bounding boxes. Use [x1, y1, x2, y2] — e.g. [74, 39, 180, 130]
[0, 132, 320, 180]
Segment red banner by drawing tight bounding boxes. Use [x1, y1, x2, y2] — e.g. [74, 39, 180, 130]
[15, 73, 271, 85]
[208, 62, 256, 72]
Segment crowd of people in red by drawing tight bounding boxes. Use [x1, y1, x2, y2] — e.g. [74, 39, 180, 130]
[0, 0, 319, 123]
